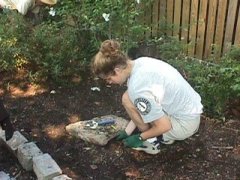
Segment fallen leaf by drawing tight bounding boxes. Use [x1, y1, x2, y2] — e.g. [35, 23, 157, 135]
[125, 168, 140, 178]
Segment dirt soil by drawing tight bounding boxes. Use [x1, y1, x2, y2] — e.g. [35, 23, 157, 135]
[0, 70, 239, 180]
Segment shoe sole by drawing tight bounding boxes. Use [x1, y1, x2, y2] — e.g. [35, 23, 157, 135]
[161, 140, 175, 145]
[132, 147, 160, 154]
[132, 141, 160, 155]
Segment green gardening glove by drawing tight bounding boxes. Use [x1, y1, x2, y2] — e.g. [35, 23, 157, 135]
[123, 134, 143, 148]
[116, 130, 129, 141]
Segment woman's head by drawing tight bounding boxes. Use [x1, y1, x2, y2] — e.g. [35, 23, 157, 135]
[91, 40, 130, 84]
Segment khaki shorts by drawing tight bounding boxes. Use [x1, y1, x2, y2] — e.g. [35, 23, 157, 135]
[163, 115, 201, 141]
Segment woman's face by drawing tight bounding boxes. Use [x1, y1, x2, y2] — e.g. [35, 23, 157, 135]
[103, 67, 127, 85]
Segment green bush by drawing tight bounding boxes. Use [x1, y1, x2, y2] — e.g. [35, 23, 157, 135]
[57, 0, 153, 50]
[0, 0, 154, 83]
[0, 11, 31, 71]
[153, 36, 186, 60]
[28, 21, 87, 82]
[167, 54, 240, 119]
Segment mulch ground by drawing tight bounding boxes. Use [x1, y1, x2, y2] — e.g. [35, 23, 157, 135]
[0, 71, 239, 180]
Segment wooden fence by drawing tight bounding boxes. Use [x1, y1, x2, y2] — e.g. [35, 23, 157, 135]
[147, 0, 240, 60]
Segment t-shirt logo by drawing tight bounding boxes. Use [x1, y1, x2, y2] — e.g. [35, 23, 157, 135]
[134, 98, 151, 115]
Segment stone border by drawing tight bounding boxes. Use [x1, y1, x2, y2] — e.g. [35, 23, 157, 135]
[0, 128, 72, 180]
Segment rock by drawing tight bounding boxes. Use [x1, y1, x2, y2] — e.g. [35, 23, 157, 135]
[4, 131, 28, 155]
[17, 142, 43, 171]
[33, 153, 62, 180]
[66, 115, 129, 146]
[52, 174, 72, 180]
[0, 171, 11, 180]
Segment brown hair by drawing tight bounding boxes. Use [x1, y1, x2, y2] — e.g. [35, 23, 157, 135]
[91, 40, 128, 77]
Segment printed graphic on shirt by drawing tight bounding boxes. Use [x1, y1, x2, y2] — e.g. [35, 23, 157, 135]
[134, 98, 151, 115]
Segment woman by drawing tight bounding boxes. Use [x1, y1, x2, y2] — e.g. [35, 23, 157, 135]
[91, 40, 203, 154]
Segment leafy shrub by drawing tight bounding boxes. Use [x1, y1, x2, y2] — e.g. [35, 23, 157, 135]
[0, 0, 154, 83]
[57, 0, 153, 50]
[167, 54, 240, 119]
[0, 11, 31, 71]
[153, 36, 186, 60]
[28, 21, 87, 82]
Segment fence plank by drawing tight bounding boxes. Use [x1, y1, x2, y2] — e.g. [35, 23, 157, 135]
[214, 0, 228, 59]
[152, 0, 160, 36]
[159, 0, 167, 34]
[195, 0, 208, 59]
[204, 0, 218, 59]
[166, 0, 174, 36]
[181, 0, 191, 46]
[188, 0, 199, 56]
[223, 0, 238, 54]
[142, 0, 240, 60]
[144, 2, 152, 38]
[173, 0, 182, 37]
[234, 4, 240, 46]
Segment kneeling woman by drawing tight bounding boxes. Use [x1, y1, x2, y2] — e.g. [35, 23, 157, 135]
[91, 40, 203, 154]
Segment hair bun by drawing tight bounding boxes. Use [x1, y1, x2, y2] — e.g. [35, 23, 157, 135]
[100, 40, 120, 57]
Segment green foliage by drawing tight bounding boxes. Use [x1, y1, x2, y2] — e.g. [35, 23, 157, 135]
[166, 54, 240, 118]
[0, 0, 154, 83]
[57, 0, 153, 50]
[0, 12, 31, 71]
[29, 21, 87, 82]
[0, 9, 91, 83]
[150, 36, 186, 60]
[225, 46, 240, 61]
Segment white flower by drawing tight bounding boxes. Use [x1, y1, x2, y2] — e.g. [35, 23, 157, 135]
[102, 13, 110, 22]
[49, 7, 56, 16]
[136, 0, 140, 4]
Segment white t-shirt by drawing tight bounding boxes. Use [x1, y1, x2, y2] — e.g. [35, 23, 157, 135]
[0, 0, 35, 15]
[127, 57, 203, 123]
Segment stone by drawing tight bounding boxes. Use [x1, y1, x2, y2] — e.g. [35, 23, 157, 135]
[5, 131, 28, 154]
[33, 153, 62, 180]
[17, 142, 43, 171]
[0, 171, 11, 180]
[66, 115, 129, 146]
[52, 174, 72, 180]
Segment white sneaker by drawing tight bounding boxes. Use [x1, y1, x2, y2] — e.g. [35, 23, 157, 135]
[160, 139, 175, 145]
[132, 138, 160, 155]
[157, 135, 175, 145]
